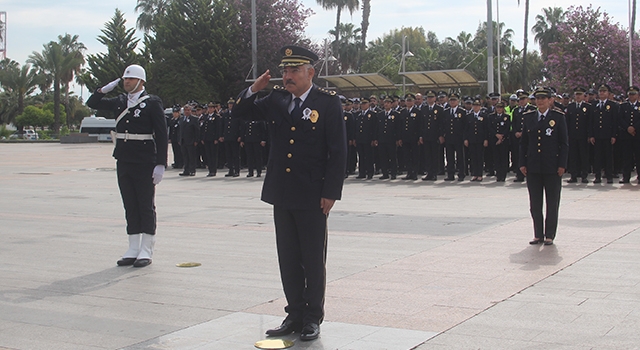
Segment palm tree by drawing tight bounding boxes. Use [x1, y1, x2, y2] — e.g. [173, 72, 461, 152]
[316, 0, 360, 43]
[58, 34, 86, 127]
[135, 0, 171, 33]
[29, 39, 84, 133]
[0, 60, 40, 125]
[532, 7, 565, 60]
[329, 23, 362, 74]
[360, 0, 370, 50]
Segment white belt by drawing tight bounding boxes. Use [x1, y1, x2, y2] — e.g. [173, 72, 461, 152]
[115, 133, 154, 141]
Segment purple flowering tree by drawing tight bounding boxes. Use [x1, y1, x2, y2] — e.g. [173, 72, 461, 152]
[546, 5, 640, 93]
[233, 0, 315, 79]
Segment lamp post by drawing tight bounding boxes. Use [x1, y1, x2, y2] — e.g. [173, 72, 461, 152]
[322, 38, 337, 88]
[487, 0, 494, 94]
[400, 35, 414, 96]
[251, 0, 257, 80]
[630, 0, 633, 86]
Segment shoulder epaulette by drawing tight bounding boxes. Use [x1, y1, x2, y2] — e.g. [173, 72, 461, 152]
[552, 107, 565, 115]
[523, 109, 536, 115]
[317, 87, 337, 96]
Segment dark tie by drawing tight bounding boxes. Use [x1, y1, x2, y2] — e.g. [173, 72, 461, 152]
[291, 97, 302, 119]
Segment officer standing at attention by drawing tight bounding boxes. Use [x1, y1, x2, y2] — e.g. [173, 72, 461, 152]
[86, 64, 167, 267]
[354, 98, 377, 179]
[488, 101, 511, 182]
[168, 104, 183, 169]
[374, 96, 400, 179]
[233, 46, 347, 341]
[589, 84, 618, 184]
[441, 93, 467, 181]
[520, 87, 569, 246]
[618, 86, 640, 183]
[179, 104, 200, 176]
[398, 93, 421, 180]
[565, 87, 593, 183]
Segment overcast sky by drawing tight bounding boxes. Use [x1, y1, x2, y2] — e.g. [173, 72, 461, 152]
[0, 0, 633, 92]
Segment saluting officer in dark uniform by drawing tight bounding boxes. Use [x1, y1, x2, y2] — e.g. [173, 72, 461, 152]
[488, 101, 511, 182]
[221, 100, 241, 177]
[589, 84, 618, 184]
[233, 46, 346, 341]
[240, 119, 267, 177]
[441, 93, 466, 181]
[374, 96, 400, 179]
[618, 85, 640, 183]
[355, 98, 377, 179]
[202, 102, 221, 177]
[398, 93, 421, 180]
[86, 64, 167, 268]
[179, 104, 200, 176]
[168, 104, 183, 169]
[419, 90, 444, 181]
[520, 87, 569, 246]
[565, 87, 593, 183]
[464, 99, 490, 181]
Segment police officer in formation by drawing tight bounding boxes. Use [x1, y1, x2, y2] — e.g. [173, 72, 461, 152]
[354, 98, 376, 179]
[442, 93, 466, 181]
[240, 119, 267, 177]
[419, 90, 445, 181]
[565, 87, 592, 183]
[590, 84, 618, 184]
[398, 93, 421, 180]
[201, 102, 221, 177]
[375, 96, 400, 179]
[179, 104, 200, 176]
[488, 101, 511, 182]
[221, 100, 241, 177]
[168, 104, 183, 169]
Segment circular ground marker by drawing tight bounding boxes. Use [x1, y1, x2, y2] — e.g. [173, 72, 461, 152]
[175, 262, 201, 268]
[254, 339, 294, 349]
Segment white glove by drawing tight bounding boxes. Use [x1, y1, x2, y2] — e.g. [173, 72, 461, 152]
[152, 165, 165, 185]
[100, 78, 121, 93]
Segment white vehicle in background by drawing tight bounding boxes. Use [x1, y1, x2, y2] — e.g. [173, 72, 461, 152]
[79, 116, 116, 142]
[9, 129, 39, 140]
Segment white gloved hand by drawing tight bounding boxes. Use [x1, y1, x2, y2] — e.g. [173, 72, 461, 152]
[152, 165, 165, 185]
[100, 78, 121, 93]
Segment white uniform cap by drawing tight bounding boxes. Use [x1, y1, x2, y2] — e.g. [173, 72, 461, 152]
[122, 64, 146, 81]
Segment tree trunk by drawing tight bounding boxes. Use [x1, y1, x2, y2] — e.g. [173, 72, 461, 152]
[53, 77, 61, 134]
[522, 0, 529, 89]
[63, 83, 71, 129]
[335, 7, 341, 43]
[361, 0, 370, 50]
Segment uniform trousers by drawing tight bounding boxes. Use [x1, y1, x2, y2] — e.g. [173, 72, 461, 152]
[171, 140, 183, 168]
[422, 140, 440, 177]
[273, 206, 327, 325]
[445, 142, 465, 178]
[593, 139, 614, 179]
[377, 142, 397, 177]
[347, 144, 358, 174]
[116, 161, 156, 235]
[402, 141, 420, 177]
[492, 142, 509, 181]
[204, 141, 218, 175]
[526, 172, 561, 240]
[468, 143, 485, 177]
[356, 142, 374, 177]
[245, 142, 264, 175]
[510, 134, 524, 179]
[568, 138, 590, 179]
[225, 141, 240, 175]
[181, 142, 197, 174]
[620, 138, 640, 180]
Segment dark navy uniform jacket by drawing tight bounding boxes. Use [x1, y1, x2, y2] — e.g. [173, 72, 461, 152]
[168, 117, 181, 143]
[589, 100, 619, 139]
[519, 109, 569, 174]
[241, 120, 267, 143]
[441, 107, 466, 144]
[488, 113, 511, 144]
[399, 106, 421, 143]
[420, 104, 444, 142]
[201, 113, 221, 142]
[86, 90, 167, 166]
[463, 112, 489, 144]
[179, 116, 200, 145]
[355, 109, 377, 144]
[565, 101, 593, 141]
[618, 101, 640, 140]
[234, 84, 347, 210]
[376, 109, 400, 143]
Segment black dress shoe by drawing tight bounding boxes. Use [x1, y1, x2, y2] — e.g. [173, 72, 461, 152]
[444, 177, 455, 181]
[117, 257, 136, 266]
[567, 177, 577, 183]
[247, 173, 254, 177]
[355, 175, 366, 179]
[256, 173, 261, 177]
[513, 178, 524, 182]
[581, 178, 589, 183]
[300, 323, 320, 341]
[544, 239, 554, 246]
[390, 175, 396, 180]
[266, 319, 302, 336]
[607, 178, 613, 184]
[529, 239, 543, 245]
[366, 175, 373, 180]
[179, 172, 189, 176]
[620, 179, 630, 184]
[379, 175, 389, 179]
[224, 173, 234, 177]
[206, 173, 216, 177]
[133, 258, 152, 267]
[593, 178, 602, 184]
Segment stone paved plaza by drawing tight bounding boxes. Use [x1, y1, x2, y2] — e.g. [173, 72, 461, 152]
[1, 143, 639, 349]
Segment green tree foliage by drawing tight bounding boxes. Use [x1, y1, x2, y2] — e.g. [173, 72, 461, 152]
[15, 105, 54, 130]
[82, 9, 142, 94]
[0, 59, 41, 124]
[532, 7, 565, 60]
[145, 0, 242, 104]
[316, 0, 359, 43]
